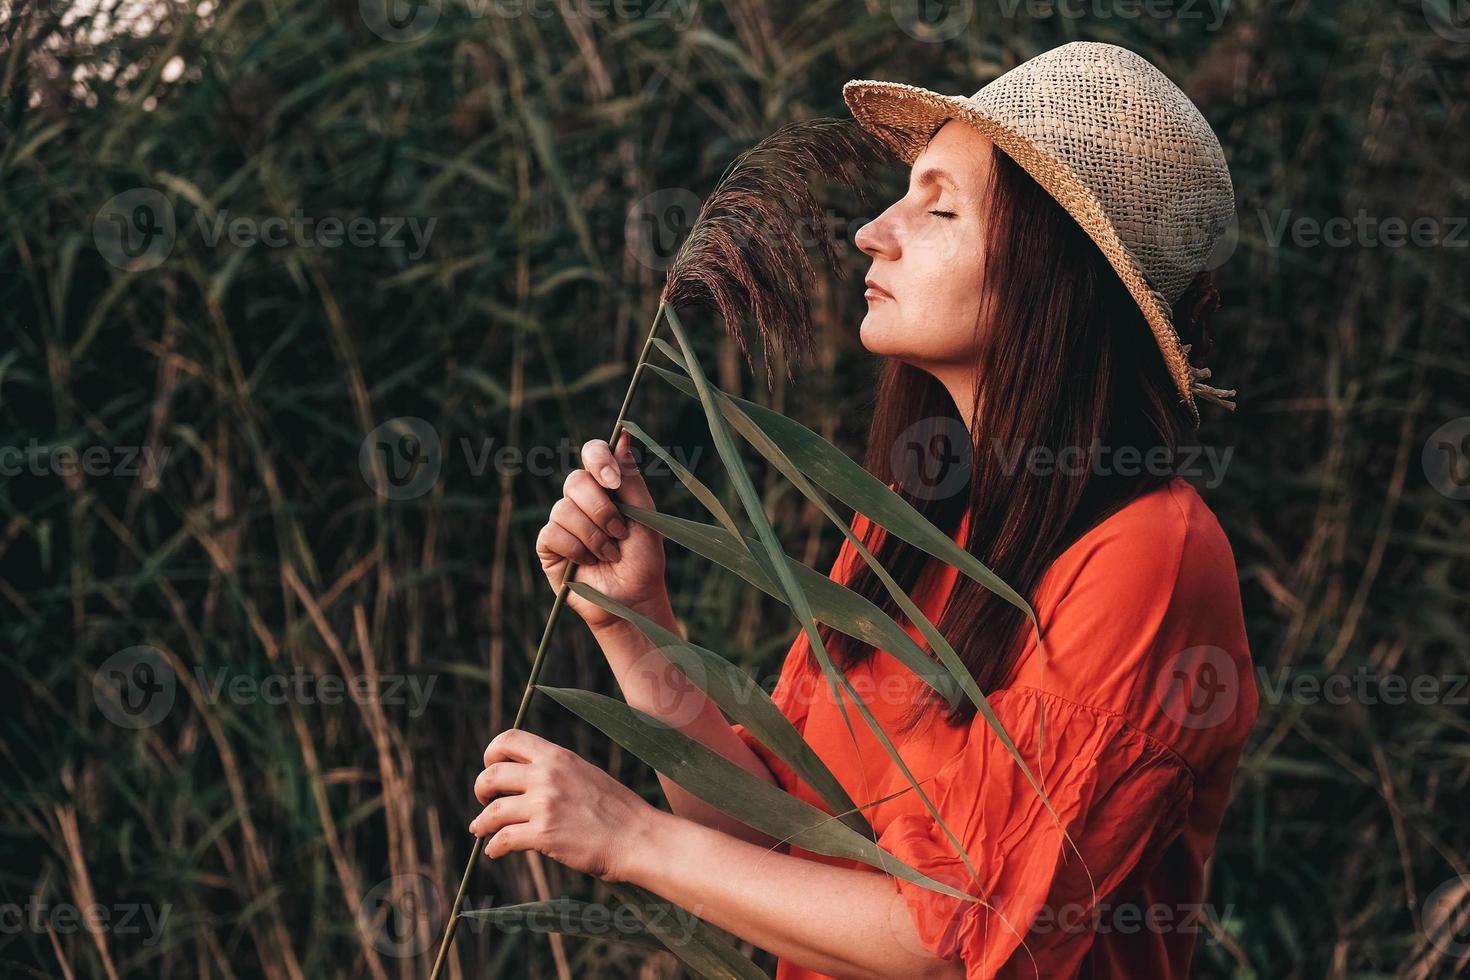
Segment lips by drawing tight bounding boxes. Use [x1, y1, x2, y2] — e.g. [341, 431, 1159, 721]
[864, 278, 892, 300]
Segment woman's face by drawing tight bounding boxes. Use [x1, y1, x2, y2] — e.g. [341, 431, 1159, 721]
[854, 121, 995, 380]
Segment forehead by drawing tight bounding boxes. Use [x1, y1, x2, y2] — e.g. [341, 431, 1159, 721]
[910, 119, 993, 190]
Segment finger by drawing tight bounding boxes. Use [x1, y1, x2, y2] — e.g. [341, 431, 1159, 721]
[563, 470, 629, 543]
[474, 761, 531, 805]
[550, 497, 620, 563]
[580, 439, 622, 490]
[483, 728, 551, 767]
[483, 822, 533, 860]
[610, 430, 655, 511]
[469, 793, 536, 838]
[536, 521, 598, 568]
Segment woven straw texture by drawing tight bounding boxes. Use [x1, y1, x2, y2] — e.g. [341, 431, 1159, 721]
[843, 42, 1237, 421]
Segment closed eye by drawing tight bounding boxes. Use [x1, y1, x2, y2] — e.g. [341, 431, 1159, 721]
[928, 210, 957, 219]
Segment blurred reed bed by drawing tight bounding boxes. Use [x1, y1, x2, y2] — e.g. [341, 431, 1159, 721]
[0, 0, 1467, 977]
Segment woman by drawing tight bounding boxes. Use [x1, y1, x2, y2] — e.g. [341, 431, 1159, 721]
[468, 43, 1257, 978]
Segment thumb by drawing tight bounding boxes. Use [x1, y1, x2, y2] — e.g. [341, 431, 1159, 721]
[610, 429, 656, 510]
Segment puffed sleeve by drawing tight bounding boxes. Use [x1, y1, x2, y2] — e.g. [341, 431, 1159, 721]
[878, 687, 1194, 978]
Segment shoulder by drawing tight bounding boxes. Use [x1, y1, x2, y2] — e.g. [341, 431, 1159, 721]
[1034, 477, 1231, 616]
[1013, 478, 1254, 765]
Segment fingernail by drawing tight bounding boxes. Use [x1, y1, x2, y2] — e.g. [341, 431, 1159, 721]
[601, 541, 620, 562]
[601, 465, 621, 488]
[608, 517, 628, 538]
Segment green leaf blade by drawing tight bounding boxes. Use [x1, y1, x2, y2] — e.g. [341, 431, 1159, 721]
[538, 686, 974, 903]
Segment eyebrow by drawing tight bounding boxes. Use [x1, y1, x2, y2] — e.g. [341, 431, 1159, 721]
[913, 166, 959, 192]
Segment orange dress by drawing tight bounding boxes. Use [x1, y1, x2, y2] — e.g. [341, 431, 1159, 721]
[732, 476, 1257, 979]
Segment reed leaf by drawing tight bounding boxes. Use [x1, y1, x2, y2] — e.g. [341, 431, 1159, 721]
[646, 361, 1095, 895]
[607, 884, 774, 980]
[660, 305, 986, 896]
[462, 887, 772, 980]
[460, 899, 665, 951]
[647, 359, 1052, 800]
[617, 507, 961, 706]
[620, 419, 742, 540]
[565, 580, 870, 835]
[538, 686, 975, 903]
[647, 353, 1035, 624]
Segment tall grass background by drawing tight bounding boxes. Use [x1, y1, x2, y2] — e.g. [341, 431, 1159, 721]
[2, 0, 1468, 976]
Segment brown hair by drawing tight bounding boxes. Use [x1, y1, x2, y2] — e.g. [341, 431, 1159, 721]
[817, 144, 1218, 729]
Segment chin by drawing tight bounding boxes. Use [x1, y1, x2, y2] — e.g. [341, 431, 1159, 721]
[859, 309, 908, 356]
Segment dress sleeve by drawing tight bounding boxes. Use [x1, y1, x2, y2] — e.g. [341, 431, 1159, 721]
[877, 686, 1194, 978]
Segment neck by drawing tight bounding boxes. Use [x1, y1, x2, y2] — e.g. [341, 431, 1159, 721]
[927, 363, 980, 431]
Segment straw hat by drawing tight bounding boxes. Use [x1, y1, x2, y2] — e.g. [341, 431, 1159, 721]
[844, 42, 1237, 423]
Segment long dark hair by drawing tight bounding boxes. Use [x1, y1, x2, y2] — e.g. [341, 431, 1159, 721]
[818, 144, 1218, 728]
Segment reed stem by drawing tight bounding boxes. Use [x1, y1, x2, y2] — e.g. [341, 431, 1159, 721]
[426, 300, 668, 980]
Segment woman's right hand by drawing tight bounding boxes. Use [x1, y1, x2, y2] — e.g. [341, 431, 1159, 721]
[536, 429, 669, 632]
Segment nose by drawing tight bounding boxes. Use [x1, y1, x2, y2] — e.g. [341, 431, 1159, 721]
[855, 201, 900, 261]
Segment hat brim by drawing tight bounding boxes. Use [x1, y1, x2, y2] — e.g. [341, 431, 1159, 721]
[843, 78, 1201, 425]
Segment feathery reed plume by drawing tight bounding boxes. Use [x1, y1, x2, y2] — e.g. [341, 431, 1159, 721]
[427, 117, 889, 980]
[662, 118, 888, 386]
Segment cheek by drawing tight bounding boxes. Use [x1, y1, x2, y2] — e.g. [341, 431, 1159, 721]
[862, 233, 986, 363]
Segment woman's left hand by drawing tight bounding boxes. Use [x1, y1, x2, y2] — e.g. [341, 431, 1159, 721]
[469, 728, 660, 883]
